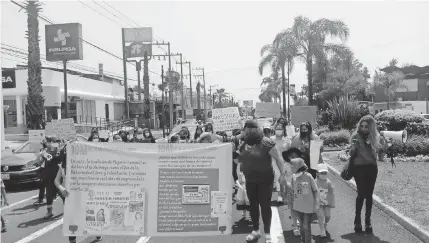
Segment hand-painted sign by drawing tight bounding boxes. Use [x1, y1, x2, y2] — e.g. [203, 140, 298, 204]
[45, 23, 83, 61]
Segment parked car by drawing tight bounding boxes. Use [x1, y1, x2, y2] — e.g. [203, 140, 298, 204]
[421, 114, 429, 124]
[1, 135, 88, 186]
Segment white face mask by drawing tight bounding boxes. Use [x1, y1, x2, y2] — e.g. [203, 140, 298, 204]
[136, 134, 144, 140]
[275, 130, 283, 136]
[93, 139, 99, 142]
[318, 174, 328, 180]
[226, 131, 232, 137]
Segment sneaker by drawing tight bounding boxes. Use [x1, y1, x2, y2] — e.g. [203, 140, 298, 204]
[320, 230, 327, 237]
[95, 236, 102, 241]
[293, 227, 300, 236]
[33, 200, 44, 205]
[277, 196, 283, 203]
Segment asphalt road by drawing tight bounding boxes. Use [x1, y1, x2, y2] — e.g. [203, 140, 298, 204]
[1, 141, 425, 243]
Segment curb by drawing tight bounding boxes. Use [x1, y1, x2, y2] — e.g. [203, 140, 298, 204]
[324, 159, 429, 243]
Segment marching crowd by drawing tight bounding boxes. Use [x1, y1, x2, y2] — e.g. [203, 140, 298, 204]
[1, 115, 382, 243]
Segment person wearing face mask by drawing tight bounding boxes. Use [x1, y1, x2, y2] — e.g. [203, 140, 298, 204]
[315, 163, 335, 239]
[270, 123, 292, 204]
[178, 127, 191, 143]
[237, 120, 286, 243]
[126, 131, 135, 143]
[40, 139, 65, 219]
[88, 132, 100, 142]
[112, 134, 123, 142]
[193, 126, 204, 142]
[349, 115, 380, 234]
[291, 122, 322, 179]
[204, 123, 214, 133]
[140, 128, 155, 143]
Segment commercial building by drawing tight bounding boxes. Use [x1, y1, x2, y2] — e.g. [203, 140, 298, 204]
[2, 66, 126, 134]
[373, 65, 429, 114]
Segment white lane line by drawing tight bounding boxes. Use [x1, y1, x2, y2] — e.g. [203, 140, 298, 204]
[14, 218, 63, 243]
[136, 236, 151, 243]
[271, 206, 285, 243]
[1, 195, 38, 211]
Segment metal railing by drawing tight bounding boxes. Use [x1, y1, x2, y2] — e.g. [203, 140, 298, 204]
[75, 115, 109, 127]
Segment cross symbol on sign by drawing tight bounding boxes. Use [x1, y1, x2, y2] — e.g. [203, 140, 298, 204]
[131, 44, 143, 55]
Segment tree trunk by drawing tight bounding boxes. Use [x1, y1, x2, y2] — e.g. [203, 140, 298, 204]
[26, 0, 45, 129]
[196, 82, 201, 117]
[143, 52, 150, 118]
[281, 65, 287, 118]
[307, 56, 314, 106]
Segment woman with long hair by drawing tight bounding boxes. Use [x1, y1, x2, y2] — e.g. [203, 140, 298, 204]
[290, 122, 322, 179]
[141, 128, 156, 143]
[88, 132, 100, 142]
[178, 127, 191, 143]
[237, 120, 286, 243]
[350, 115, 380, 234]
[194, 125, 204, 142]
[204, 123, 214, 133]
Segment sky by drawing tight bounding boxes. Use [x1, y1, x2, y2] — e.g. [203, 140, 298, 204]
[1, 0, 429, 106]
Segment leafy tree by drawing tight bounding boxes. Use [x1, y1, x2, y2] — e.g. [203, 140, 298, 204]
[25, 0, 45, 129]
[374, 70, 405, 109]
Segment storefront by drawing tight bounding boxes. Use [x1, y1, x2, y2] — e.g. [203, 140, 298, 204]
[2, 67, 126, 134]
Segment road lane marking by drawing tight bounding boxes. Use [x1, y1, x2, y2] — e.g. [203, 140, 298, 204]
[136, 236, 151, 243]
[0, 195, 38, 211]
[271, 206, 286, 243]
[14, 218, 63, 243]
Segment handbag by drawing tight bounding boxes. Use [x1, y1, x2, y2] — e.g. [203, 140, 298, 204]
[341, 156, 355, 181]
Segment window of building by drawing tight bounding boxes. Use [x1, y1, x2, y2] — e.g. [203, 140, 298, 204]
[3, 98, 17, 127]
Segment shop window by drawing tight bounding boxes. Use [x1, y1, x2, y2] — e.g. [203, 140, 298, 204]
[4, 99, 17, 127]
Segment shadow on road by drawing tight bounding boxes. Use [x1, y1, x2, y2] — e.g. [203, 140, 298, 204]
[17, 213, 63, 228]
[6, 202, 46, 216]
[283, 230, 301, 243]
[5, 182, 39, 193]
[232, 217, 253, 234]
[341, 232, 391, 243]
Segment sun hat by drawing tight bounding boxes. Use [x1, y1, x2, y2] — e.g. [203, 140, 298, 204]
[317, 163, 329, 173]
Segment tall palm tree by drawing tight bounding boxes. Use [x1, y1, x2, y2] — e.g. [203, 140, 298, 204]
[25, 0, 45, 129]
[259, 29, 297, 120]
[288, 16, 350, 105]
[214, 88, 228, 108]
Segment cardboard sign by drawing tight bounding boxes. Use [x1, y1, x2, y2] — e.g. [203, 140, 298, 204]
[51, 118, 76, 141]
[28, 130, 45, 142]
[255, 102, 281, 118]
[212, 107, 241, 131]
[63, 142, 233, 236]
[286, 125, 295, 138]
[310, 140, 323, 170]
[290, 106, 317, 128]
[98, 130, 109, 139]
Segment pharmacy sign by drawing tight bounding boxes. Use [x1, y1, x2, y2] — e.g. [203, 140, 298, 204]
[45, 23, 83, 61]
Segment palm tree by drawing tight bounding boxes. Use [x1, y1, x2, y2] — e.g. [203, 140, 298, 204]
[259, 29, 297, 120]
[260, 73, 281, 103]
[288, 16, 350, 105]
[25, 0, 45, 129]
[214, 88, 228, 108]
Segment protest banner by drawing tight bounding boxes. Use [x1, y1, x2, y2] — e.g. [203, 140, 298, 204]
[285, 125, 295, 138]
[310, 140, 323, 170]
[63, 142, 233, 237]
[52, 118, 76, 141]
[290, 106, 317, 128]
[255, 102, 281, 118]
[211, 107, 241, 131]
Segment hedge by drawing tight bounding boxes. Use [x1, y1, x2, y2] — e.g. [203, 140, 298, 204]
[374, 109, 424, 130]
[387, 135, 429, 157]
[319, 129, 351, 146]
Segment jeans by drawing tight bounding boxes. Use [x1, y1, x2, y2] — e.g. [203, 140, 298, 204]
[246, 180, 273, 233]
[353, 164, 378, 224]
[44, 179, 59, 206]
[38, 179, 57, 201]
[296, 211, 312, 243]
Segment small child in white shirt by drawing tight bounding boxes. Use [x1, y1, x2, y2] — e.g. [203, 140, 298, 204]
[316, 164, 335, 238]
[235, 163, 250, 218]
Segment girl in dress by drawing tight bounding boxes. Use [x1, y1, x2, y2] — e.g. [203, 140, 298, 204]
[235, 162, 250, 218]
[271, 123, 291, 203]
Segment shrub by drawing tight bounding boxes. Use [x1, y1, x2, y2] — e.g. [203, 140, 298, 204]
[396, 155, 429, 163]
[320, 129, 351, 146]
[374, 109, 424, 131]
[315, 126, 330, 136]
[405, 122, 429, 136]
[387, 135, 429, 157]
[326, 97, 369, 131]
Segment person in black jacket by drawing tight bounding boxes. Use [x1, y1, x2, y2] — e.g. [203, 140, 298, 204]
[41, 138, 65, 219]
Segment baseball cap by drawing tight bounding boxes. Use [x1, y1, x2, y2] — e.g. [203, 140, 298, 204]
[317, 163, 329, 173]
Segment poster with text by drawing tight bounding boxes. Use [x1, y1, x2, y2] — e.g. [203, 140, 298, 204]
[63, 142, 233, 237]
[212, 107, 241, 131]
[290, 106, 317, 128]
[310, 140, 323, 170]
[52, 118, 76, 141]
[255, 102, 281, 118]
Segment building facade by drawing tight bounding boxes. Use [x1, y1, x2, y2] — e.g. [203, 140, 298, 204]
[2, 66, 126, 134]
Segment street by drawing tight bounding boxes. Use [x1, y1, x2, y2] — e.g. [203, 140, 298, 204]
[1, 170, 423, 243]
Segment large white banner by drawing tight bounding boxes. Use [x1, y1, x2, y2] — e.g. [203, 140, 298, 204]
[211, 107, 241, 131]
[255, 102, 281, 118]
[63, 142, 233, 237]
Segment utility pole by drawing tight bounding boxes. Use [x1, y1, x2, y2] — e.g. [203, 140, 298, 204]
[121, 29, 129, 118]
[209, 84, 218, 108]
[176, 54, 185, 119]
[161, 65, 165, 138]
[177, 61, 192, 108]
[194, 68, 207, 121]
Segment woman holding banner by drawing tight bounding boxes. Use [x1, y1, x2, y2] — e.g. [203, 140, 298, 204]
[290, 122, 322, 179]
[349, 115, 380, 234]
[237, 120, 286, 243]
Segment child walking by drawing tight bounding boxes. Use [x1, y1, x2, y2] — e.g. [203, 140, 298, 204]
[55, 145, 102, 243]
[316, 164, 335, 238]
[1, 178, 9, 232]
[235, 163, 250, 218]
[290, 158, 320, 243]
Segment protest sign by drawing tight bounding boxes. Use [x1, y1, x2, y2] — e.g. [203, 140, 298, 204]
[45, 122, 54, 136]
[255, 102, 281, 118]
[290, 106, 317, 128]
[52, 118, 76, 141]
[285, 125, 295, 138]
[310, 140, 323, 170]
[211, 107, 241, 131]
[98, 130, 109, 139]
[28, 130, 46, 150]
[63, 142, 233, 237]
